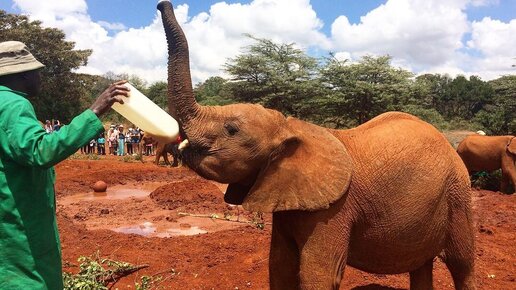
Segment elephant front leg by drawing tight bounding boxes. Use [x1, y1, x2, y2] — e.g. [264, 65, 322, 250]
[269, 222, 300, 290]
[298, 228, 351, 289]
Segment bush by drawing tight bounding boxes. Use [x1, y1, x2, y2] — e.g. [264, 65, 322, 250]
[471, 170, 502, 192]
[400, 105, 449, 130]
[69, 153, 100, 160]
[447, 118, 480, 132]
[121, 155, 136, 163]
[63, 253, 152, 290]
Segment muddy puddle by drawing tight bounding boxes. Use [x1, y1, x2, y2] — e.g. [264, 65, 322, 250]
[113, 216, 244, 238]
[60, 182, 169, 205]
[60, 181, 246, 238]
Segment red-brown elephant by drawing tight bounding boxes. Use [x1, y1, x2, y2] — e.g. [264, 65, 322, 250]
[157, 1, 475, 289]
[457, 135, 516, 193]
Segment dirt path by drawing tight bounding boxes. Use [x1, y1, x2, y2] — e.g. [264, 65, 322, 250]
[56, 156, 515, 289]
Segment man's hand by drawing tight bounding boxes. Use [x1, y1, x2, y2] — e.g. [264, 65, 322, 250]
[90, 80, 130, 117]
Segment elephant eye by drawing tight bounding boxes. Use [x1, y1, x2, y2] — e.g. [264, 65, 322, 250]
[224, 123, 239, 136]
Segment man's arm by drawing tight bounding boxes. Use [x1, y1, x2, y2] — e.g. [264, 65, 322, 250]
[1, 98, 103, 168]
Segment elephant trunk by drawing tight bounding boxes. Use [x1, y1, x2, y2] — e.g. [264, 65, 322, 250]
[157, 0, 200, 127]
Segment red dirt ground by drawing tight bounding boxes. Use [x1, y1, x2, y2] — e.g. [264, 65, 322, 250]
[56, 155, 515, 289]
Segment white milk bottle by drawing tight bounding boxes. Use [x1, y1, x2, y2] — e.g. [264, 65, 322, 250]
[112, 83, 179, 143]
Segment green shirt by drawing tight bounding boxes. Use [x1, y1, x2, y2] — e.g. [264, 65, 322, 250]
[0, 86, 104, 289]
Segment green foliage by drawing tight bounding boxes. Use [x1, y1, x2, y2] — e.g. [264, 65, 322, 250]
[474, 75, 516, 135]
[251, 212, 265, 230]
[400, 105, 449, 130]
[320, 55, 414, 125]
[133, 153, 143, 162]
[63, 254, 151, 290]
[220, 37, 510, 133]
[2, 14, 510, 135]
[69, 153, 101, 160]
[194, 76, 234, 105]
[146, 81, 168, 110]
[0, 10, 92, 122]
[471, 170, 503, 192]
[445, 75, 493, 119]
[121, 155, 137, 163]
[224, 35, 322, 118]
[135, 275, 164, 290]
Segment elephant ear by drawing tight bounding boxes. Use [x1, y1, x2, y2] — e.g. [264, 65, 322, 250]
[507, 137, 516, 154]
[228, 118, 353, 213]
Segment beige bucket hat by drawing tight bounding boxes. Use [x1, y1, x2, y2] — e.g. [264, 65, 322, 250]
[0, 41, 45, 76]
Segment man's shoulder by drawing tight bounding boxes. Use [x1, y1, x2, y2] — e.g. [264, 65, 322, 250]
[0, 88, 31, 108]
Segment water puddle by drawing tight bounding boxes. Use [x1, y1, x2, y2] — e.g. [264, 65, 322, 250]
[157, 227, 208, 237]
[61, 182, 168, 204]
[60, 181, 244, 238]
[112, 216, 242, 238]
[114, 222, 157, 236]
[114, 220, 208, 237]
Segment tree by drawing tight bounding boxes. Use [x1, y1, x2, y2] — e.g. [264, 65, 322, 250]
[475, 75, 516, 135]
[320, 55, 413, 125]
[0, 10, 92, 122]
[194, 76, 234, 106]
[146, 81, 168, 110]
[224, 35, 322, 118]
[440, 75, 493, 120]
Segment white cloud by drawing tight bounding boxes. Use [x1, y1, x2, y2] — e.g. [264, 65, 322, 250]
[177, 0, 330, 84]
[329, 0, 516, 79]
[11, 0, 169, 83]
[13, 0, 87, 20]
[469, 0, 499, 7]
[97, 21, 127, 31]
[465, 17, 516, 78]
[9, 0, 328, 84]
[468, 18, 516, 58]
[8, 0, 516, 83]
[331, 0, 469, 70]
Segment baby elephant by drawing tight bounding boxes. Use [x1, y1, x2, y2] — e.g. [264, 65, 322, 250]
[155, 142, 182, 167]
[457, 135, 516, 193]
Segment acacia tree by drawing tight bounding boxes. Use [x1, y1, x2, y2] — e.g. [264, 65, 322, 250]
[224, 35, 322, 118]
[0, 10, 92, 122]
[320, 55, 413, 126]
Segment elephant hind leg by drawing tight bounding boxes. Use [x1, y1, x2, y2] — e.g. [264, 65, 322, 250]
[443, 208, 476, 289]
[443, 254, 476, 290]
[500, 152, 516, 193]
[409, 259, 434, 290]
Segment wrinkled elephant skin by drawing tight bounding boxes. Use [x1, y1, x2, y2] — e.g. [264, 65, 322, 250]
[457, 135, 516, 193]
[157, 1, 476, 289]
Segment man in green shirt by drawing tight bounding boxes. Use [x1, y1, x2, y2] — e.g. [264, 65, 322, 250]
[0, 41, 129, 289]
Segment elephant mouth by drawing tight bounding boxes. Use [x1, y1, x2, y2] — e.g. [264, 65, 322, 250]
[179, 141, 228, 181]
[223, 172, 259, 205]
[224, 183, 251, 205]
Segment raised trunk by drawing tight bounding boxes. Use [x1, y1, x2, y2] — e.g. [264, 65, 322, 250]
[157, 0, 200, 126]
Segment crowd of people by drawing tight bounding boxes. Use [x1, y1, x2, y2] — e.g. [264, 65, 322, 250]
[43, 121, 156, 156]
[82, 124, 155, 156]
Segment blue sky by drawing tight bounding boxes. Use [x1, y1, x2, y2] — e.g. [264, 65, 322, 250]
[1, 0, 515, 83]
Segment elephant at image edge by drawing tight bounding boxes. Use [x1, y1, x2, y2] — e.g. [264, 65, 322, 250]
[157, 1, 475, 289]
[457, 135, 516, 193]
